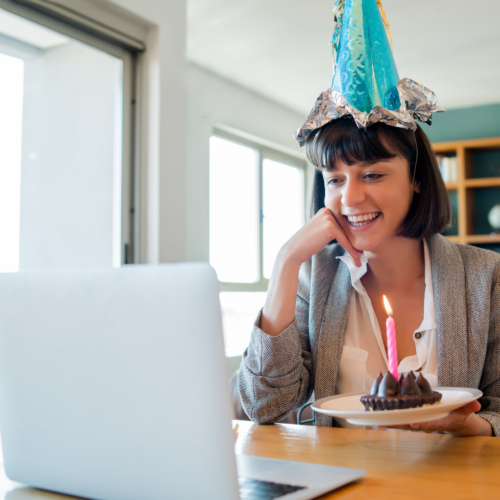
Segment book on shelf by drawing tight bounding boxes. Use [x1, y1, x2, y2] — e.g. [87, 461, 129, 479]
[438, 156, 458, 184]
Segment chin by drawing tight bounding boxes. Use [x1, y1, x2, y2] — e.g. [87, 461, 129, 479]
[346, 233, 384, 253]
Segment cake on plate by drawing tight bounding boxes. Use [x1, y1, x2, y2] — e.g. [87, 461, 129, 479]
[360, 371, 442, 411]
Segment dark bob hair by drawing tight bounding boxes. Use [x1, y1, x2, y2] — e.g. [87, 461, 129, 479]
[305, 117, 451, 240]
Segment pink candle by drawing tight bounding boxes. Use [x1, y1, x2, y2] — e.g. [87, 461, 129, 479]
[383, 295, 399, 379]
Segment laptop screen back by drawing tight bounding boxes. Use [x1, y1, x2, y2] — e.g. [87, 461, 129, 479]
[0, 264, 238, 500]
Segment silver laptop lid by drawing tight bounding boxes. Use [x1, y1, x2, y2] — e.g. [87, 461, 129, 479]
[0, 264, 238, 500]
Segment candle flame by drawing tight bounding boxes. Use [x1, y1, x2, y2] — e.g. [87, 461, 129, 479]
[383, 295, 393, 316]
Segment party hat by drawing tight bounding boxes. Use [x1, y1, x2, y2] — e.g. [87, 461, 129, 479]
[295, 0, 444, 147]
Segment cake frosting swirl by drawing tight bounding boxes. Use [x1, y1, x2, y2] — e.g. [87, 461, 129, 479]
[360, 371, 442, 411]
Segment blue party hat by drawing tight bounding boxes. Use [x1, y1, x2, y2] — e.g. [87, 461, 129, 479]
[332, 0, 400, 113]
[295, 0, 443, 147]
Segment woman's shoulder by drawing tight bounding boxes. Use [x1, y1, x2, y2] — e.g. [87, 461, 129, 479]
[457, 242, 500, 284]
[429, 234, 500, 281]
[457, 242, 500, 264]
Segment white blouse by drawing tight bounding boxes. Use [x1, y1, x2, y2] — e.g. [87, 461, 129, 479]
[334, 239, 438, 426]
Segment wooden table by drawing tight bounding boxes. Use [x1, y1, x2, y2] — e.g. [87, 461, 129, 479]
[0, 420, 498, 499]
[235, 420, 500, 499]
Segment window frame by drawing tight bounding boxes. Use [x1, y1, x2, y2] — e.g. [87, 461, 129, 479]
[0, 0, 138, 265]
[211, 129, 308, 293]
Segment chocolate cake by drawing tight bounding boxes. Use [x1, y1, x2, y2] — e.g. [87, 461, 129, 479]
[360, 371, 442, 411]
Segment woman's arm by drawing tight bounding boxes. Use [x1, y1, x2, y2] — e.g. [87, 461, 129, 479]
[474, 279, 500, 436]
[237, 285, 313, 424]
[261, 208, 362, 336]
[238, 208, 362, 424]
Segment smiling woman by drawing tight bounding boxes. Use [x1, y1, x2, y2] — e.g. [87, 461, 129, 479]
[238, 116, 500, 438]
[237, 0, 500, 439]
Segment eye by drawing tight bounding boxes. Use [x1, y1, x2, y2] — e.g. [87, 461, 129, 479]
[364, 173, 383, 181]
[326, 177, 343, 186]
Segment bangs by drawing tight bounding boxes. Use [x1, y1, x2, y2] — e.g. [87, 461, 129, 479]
[305, 117, 407, 171]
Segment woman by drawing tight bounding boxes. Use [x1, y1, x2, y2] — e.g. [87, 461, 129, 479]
[238, 117, 500, 437]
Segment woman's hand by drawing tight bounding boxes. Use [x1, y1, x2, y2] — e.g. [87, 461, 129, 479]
[380, 400, 493, 437]
[279, 208, 363, 268]
[261, 208, 362, 336]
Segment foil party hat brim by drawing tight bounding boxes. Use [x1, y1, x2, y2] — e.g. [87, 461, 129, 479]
[295, 79, 444, 147]
[294, 0, 444, 147]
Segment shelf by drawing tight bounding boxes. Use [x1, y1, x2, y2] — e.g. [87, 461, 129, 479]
[465, 234, 500, 244]
[465, 177, 500, 188]
[433, 137, 500, 153]
[433, 137, 500, 253]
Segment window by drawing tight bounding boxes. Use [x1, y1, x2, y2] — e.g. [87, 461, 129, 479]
[0, 2, 139, 271]
[209, 132, 307, 356]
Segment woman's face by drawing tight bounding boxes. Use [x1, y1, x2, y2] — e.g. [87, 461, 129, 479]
[322, 153, 415, 253]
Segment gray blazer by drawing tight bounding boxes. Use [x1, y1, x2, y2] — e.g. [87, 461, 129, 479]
[238, 234, 500, 436]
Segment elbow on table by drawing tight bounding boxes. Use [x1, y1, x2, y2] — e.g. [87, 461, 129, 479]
[239, 386, 309, 425]
[237, 363, 312, 425]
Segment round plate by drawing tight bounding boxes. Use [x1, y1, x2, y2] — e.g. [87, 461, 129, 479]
[312, 388, 483, 426]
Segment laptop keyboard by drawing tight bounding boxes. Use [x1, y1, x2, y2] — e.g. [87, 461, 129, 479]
[238, 476, 307, 500]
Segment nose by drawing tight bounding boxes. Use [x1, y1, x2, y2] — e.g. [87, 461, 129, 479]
[341, 178, 366, 208]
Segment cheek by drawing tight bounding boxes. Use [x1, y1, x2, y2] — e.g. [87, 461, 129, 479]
[324, 190, 340, 209]
[382, 189, 413, 223]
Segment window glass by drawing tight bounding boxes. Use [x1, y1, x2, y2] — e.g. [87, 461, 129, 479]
[210, 137, 306, 357]
[263, 159, 305, 279]
[220, 292, 267, 357]
[0, 8, 124, 271]
[209, 136, 259, 283]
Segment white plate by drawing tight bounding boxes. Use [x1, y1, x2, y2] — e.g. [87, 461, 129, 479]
[312, 388, 483, 426]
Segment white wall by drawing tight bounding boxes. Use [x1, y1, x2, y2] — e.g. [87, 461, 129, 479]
[98, 0, 188, 264]
[185, 63, 306, 262]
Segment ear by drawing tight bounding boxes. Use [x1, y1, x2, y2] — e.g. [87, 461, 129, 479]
[413, 181, 421, 194]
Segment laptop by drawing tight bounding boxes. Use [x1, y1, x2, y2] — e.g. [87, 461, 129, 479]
[0, 264, 365, 500]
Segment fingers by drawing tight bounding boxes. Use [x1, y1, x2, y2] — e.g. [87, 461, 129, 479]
[323, 210, 363, 266]
[377, 425, 414, 431]
[462, 400, 481, 414]
[410, 419, 448, 434]
[378, 400, 482, 435]
[335, 232, 363, 266]
[312, 208, 363, 266]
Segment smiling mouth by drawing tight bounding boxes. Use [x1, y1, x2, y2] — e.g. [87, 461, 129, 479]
[344, 212, 381, 227]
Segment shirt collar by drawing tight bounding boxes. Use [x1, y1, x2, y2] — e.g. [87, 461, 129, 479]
[336, 253, 368, 291]
[336, 239, 436, 331]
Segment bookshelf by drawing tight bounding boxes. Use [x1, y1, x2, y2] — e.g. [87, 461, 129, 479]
[433, 137, 500, 250]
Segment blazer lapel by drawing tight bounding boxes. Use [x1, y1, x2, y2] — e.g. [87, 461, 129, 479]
[427, 234, 469, 387]
[311, 247, 352, 427]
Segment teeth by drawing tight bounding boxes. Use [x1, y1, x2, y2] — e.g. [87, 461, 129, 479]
[347, 212, 379, 224]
